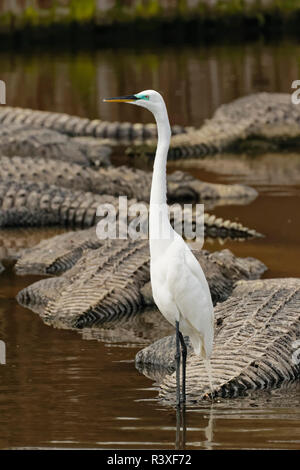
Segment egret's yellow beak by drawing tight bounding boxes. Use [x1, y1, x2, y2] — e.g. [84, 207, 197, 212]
[103, 95, 138, 103]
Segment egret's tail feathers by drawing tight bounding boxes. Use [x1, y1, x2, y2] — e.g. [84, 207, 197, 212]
[189, 334, 215, 399]
[190, 333, 212, 360]
[189, 333, 203, 357]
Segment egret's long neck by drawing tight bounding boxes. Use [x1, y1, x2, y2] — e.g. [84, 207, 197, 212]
[150, 111, 171, 206]
[149, 106, 172, 257]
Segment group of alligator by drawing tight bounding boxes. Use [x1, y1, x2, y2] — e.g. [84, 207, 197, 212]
[0, 92, 299, 406]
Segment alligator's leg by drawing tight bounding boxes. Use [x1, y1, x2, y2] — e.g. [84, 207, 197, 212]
[175, 320, 181, 407]
[179, 331, 187, 405]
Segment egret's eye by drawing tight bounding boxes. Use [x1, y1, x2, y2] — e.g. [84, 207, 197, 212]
[134, 93, 150, 101]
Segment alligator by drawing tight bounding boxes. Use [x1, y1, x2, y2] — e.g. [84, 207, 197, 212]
[15, 227, 101, 275]
[0, 179, 261, 241]
[136, 278, 300, 404]
[17, 274, 174, 346]
[0, 106, 187, 141]
[16, 239, 266, 330]
[80, 307, 174, 346]
[0, 124, 111, 167]
[0, 155, 258, 207]
[127, 93, 300, 159]
[14, 208, 263, 277]
[0, 180, 138, 228]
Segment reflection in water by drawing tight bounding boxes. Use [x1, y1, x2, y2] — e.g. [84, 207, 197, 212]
[169, 153, 300, 188]
[175, 405, 187, 450]
[80, 308, 173, 347]
[176, 405, 185, 450]
[176, 404, 216, 450]
[204, 407, 214, 451]
[1, 41, 300, 128]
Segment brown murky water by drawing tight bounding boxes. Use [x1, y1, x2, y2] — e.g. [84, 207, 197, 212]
[0, 41, 300, 450]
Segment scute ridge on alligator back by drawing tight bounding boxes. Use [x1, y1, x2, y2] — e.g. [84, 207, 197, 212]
[0, 124, 111, 167]
[0, 106, 188, 141]
[0, 155, 257, 208]
[0, 179, 262, 240]
[16, 233, 266, 330]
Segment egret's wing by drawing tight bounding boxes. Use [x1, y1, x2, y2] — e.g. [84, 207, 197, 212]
[184, 245, 212, 300]
[166, 239, 214, 336]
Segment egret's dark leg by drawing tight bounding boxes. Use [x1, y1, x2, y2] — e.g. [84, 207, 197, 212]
[175, 321, 181, 407]
[178, 332, 187, 404]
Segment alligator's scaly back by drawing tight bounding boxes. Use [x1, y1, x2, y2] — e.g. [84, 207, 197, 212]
[17, 232, 266, 329]
[38, 239, 150, 328]
[14, 211, 263, 277]
[14, 227, 101, 275]
[0, 106, 187, 141]
[0, 179, 262, 242]
[128, 93, 300, 159]
[0, 180, 138, 228]
[0, 124, 111, 166]
[0, 156, 257, 207]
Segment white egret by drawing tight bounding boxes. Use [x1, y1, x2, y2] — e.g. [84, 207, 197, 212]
[104, 90, 214, 405]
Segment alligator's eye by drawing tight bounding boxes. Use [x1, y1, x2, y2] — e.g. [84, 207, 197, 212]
[144, 95, 150, 100]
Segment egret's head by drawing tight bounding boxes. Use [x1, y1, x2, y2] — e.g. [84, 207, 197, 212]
[103, 90, 166, 117]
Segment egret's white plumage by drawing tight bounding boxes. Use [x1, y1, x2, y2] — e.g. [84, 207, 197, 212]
[151, 232, 214, 358]
[104, 89, 214, 403]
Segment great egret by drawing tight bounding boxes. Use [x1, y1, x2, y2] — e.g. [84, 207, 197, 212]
[104, 90, 214, 405]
